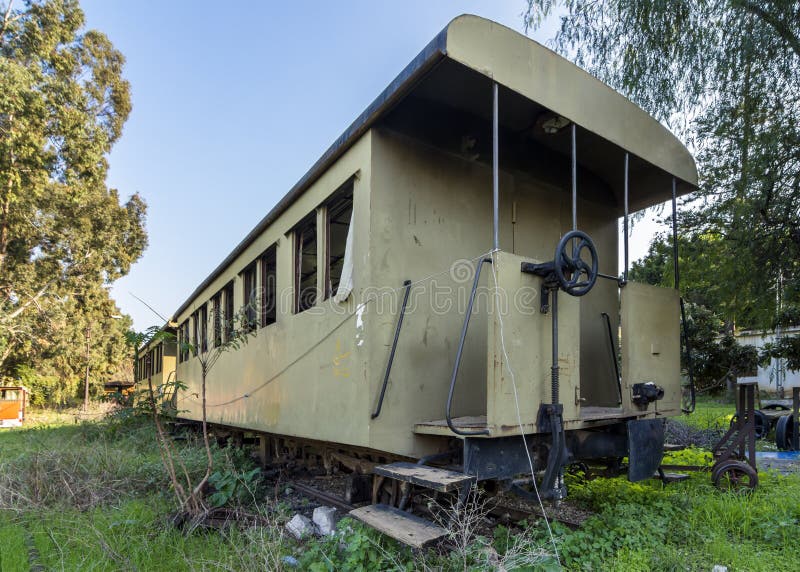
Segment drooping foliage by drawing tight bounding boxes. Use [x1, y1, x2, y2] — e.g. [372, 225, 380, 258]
[0, 0, 146, 403]
[525, 0, 799, 370]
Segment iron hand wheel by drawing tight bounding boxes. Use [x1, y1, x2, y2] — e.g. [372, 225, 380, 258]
[711, 460, 758, 492]
[554, 230, 599, 296]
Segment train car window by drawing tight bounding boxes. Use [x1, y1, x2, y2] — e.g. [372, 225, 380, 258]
[211, 292, 222, 347]
[261, 245, 277, 327]
[242, 263, 258, 331]
[191, 311, 198, 356]
[178, 320, 189, 362]
[199, 304, 208, 353]
[326, 190, 354, 300]
[224, 281, 234, 341]
[294, 214, 318, 313]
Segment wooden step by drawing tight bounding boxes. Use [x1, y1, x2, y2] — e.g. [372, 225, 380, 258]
[373, 462, 475, 493]
[663, 443, 687, 452]
[656, 471, 691, 483]
[349, 504, 448, 548]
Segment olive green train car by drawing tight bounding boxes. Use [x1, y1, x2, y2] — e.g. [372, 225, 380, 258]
[168, 15, 697, 496]
[135, 336, 177, 404]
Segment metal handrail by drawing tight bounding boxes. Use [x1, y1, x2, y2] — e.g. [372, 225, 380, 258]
[371, 280, 412, 419]
[601, 312, 623, 404]
[446, 257, 492, 436]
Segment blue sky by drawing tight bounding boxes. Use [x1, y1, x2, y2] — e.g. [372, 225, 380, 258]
[80, 2, 658, 330]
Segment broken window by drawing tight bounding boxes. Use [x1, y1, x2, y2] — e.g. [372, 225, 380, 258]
[294, 214, 318, 313]
[261, 244, 277, 327]
[242, 263, 258, 331]
[326, 189, 354, 300]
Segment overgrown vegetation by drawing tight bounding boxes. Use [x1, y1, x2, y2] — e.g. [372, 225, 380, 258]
[1, 401, 798, 571]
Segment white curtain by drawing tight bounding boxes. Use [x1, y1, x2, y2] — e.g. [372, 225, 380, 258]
[333, 209, 355, 303]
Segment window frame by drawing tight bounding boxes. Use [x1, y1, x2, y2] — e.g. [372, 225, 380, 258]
[324, 186, 354, 300]
[260, 244, 277, 328]
[223, 281, 235, 342]
[242, 262, 258, 331]
[293, 213, 319, 314]
[212, 291, 222, 348]
[199, 304, 208, 353]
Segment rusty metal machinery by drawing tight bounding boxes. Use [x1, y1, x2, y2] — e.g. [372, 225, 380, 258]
[710, 381, 759, 491]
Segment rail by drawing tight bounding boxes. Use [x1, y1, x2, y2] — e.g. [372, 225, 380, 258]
[446, 257, 492, 436]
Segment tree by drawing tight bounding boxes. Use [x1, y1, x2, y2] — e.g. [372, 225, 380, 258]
[524, 0, 799, 360]
[0, 0, 146, 399]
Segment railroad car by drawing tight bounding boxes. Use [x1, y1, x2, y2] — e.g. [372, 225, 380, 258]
[0, 386, 28, 428]
[146, 15, 697, 535]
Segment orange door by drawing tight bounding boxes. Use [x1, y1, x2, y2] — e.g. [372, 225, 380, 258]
[0, 400, 20, 420]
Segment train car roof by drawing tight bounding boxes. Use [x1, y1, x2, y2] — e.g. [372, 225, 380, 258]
[173, 14, 697, 319]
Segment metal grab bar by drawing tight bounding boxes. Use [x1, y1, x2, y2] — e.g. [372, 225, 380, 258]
[601, 312, 623, 404]
[446, 257, 492, 436]
[680, 296, 696, 413]
[371, 280, 412, 419]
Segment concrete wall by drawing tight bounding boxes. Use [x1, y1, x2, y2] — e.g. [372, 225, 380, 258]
[737, 327, 800, 392]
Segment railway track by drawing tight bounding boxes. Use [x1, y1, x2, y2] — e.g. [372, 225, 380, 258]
[286, 478, 590, 532]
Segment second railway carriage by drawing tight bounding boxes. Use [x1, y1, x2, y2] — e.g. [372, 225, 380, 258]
[168, 15, 697, 505]
[135, 334, 178, 408]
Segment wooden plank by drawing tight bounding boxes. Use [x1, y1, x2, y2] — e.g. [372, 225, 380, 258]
[349, 504, 447, 548]
[660, 472, 690, 483]
[415, 415, 487, 428]
[413, 416, 488, 437]
[663, 443, 686, 452]
[374, 462, 475, 492]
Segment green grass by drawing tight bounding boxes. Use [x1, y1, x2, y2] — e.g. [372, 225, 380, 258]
[1, 402, 798, 571]
[0, 521, 29, 572]
[682, 395, 736, 430]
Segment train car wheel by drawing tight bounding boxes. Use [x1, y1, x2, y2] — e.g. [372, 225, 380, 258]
[754, 410, 769, 439]
[775, 414, 795, 451]
[729, 411, 769, 439]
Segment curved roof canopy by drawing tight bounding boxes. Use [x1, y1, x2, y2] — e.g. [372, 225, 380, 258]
[174, 15, 697, 318]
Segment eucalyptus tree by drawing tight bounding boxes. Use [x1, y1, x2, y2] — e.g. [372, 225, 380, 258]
[0, 0, 146, 392]
[524, 1, 799, 357]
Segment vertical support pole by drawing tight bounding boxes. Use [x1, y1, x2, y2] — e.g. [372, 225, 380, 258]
[746, 384, 756, 471]
[257, 434, 269, 467]
[671, 177, 680, 290]
[571, 123, 577, 231]
[492, 82, 500, 251]
[551, 290, 559, 405]
[792, 387, 799, 451]
[623, 152, 629, 282]
[84, 325, 91, 413]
